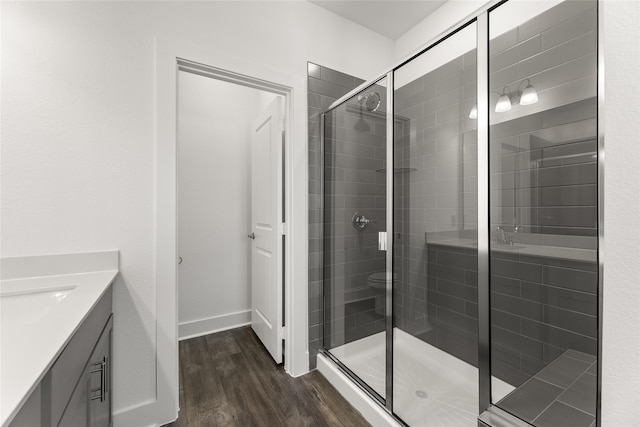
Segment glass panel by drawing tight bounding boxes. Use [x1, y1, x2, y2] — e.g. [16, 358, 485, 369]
[488, 1, 598, 426]
[393, 22, 479, 426]
[323, 77, 388, 401]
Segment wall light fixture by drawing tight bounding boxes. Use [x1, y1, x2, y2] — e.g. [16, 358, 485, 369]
[469, 78, 539, 118]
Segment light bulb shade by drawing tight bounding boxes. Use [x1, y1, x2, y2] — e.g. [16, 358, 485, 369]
[469, 104, 478, 119]
[495, 94, 512, 112]
[520, 84, 538, 105]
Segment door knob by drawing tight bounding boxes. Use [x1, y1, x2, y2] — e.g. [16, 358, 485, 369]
[248, 232, 255, 240]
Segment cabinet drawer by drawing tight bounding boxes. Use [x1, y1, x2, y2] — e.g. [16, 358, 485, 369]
[50, 289, 112, 426]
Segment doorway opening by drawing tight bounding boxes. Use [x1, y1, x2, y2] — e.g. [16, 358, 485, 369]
[176, 59, 289, 365]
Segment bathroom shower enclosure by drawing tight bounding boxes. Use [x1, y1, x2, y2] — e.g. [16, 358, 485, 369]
[319, 0, 601, 426]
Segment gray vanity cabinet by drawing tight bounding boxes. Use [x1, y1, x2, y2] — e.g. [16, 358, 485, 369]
[57, 316, 113, 427]
[87, 317, 112, 427]
[8, 287, 113, 427]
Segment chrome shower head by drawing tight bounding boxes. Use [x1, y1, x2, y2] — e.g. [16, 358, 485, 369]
[357, 92, 381, 112]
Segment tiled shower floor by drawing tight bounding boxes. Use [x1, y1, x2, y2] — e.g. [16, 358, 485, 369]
[496, 350, 597, 427]
[330, 329, 596, 427]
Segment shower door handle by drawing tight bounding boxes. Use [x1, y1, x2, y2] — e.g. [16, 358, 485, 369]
[378, 231, 387, 251]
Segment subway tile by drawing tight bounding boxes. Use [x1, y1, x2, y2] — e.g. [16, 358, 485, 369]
[308, 76, 351, 99]
[401, 83, 436, 110]
[521, 282, 597, 315]
[428, 290, 466, 314]
[565, 349, 597, 364]
[307, 62, 321, 79]
[517, 0, 595, 43]
[490, 27, 518, 55]
[542, 98, 596, 131]
[537, 206, 596, 228]
[543, 343, 566, 364]
[434, 71, 467, 96]
[541, 185, 597, 207]
[491, 258, 542, 282]
[436, 103, 465, 124]
[491, 308, 521, 333]
[521, 353, 546, 377]
[529, 119, 597, 149]
[543, 265, 598, 294]
[541, 6, 597, 51]
[321, 66, 356, 88]
[395, 77, 424, 100]
[492, 292, 543, 322]
[437, 249, 477, 271]
[492, 341, 522, 371]
[423, 88, 463, 116]
[533, 401, 594, 427]
[490, 34, 541, 72]
[436, 306, 476, 334]
[538, 52, 596, 94]
[517, 30, 596, 79]
[557, 372, 597, 416]
[423, 56, 464, 87]
[492, 358, 529, 388]
[491, 114, 543, 139]
[497, 378, 564, 423]
[535, 353, 591, 388]
[538, 163, 597, 187]
[491, 275, 521, 297]
[520, 318, 597, 355]
[492, 324, 544, 357]
[463, 48, 477, 70]
[490, 64, 518, 92]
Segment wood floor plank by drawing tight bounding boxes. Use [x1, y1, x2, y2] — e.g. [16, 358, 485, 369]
[171, 326, 371, 427]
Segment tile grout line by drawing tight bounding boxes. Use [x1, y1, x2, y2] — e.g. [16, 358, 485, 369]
[531, 357, 596, 423]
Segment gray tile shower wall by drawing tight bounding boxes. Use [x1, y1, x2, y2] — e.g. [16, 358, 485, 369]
[308, 63, 364, 369]
[489, 1, 598, 237]
[393, 45, 478, 350]
[423, 243, 597, 388]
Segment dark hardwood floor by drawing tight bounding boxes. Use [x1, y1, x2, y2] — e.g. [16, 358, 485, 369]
[169, 326, 370, 427]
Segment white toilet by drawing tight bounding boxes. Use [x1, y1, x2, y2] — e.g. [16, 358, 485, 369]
[367, 272, 394, 315]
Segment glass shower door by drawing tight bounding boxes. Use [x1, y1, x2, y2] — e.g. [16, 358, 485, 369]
[392, 22, 479, 426]
[487, 1, 599, 426]
[322, 77, 389, 402]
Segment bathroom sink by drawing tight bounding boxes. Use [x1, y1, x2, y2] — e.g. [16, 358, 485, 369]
[0, 286, 75, 328]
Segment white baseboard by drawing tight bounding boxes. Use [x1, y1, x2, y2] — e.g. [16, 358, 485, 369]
[316, 354, 401, 427]
[178, 310, 251, 341]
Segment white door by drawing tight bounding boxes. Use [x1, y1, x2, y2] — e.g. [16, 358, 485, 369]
[250, 97, 284, 363]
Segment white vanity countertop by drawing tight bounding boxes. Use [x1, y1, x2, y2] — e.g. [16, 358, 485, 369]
[0, 251, 118, 427]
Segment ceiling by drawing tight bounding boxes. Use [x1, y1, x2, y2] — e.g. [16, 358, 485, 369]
[308, 0, 447, 40]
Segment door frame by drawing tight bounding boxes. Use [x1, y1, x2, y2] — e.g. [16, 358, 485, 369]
[153, 38, 309, 426]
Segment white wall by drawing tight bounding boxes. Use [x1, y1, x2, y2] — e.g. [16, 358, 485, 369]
[395, 0, 640, 425]
[0, 2, 394, 424]
[601, 1, 640, 425]
[177, 72, 269, 339]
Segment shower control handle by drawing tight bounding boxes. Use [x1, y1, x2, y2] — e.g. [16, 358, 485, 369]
[352, 211, 373, 230]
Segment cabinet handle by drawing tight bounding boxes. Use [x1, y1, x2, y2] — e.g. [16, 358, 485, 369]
[89, 357, 108, 402]
[105, 355, 109, 395]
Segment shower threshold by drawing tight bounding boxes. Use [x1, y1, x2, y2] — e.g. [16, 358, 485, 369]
[322, 329, 514, 427]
